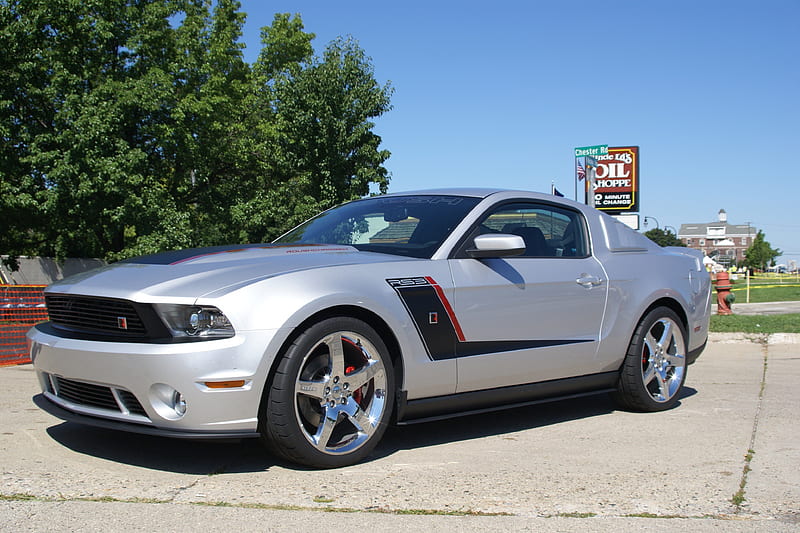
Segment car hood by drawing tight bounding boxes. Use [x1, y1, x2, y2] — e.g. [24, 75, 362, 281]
[46, 244, 411, 302]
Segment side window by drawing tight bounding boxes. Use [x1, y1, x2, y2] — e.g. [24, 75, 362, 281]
[469, 202, 588, 258]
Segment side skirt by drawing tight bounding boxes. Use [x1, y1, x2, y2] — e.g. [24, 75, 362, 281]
[395, 371, 618, 425]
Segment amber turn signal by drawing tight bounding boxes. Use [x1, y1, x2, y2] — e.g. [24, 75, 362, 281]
[204, 380, 246, 389]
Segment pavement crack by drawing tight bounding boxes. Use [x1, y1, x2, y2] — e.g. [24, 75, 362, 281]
[166, 478, 202, 503]
[166, 463, 230, 502]
[731, 344, 768, 512]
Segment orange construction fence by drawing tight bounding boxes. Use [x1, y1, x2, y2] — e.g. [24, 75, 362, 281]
[0, 285, 47, 366]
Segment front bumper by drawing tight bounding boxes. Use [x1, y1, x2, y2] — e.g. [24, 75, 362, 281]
[32, 394, 259, 439]
[28, 323, 281, 436]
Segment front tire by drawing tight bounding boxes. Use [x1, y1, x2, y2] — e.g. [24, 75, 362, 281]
[260, 317, 395, 468]
[612, 307, 687, 412]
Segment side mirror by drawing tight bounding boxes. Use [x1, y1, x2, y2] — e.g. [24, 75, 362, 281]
[466, 234, 525, 258]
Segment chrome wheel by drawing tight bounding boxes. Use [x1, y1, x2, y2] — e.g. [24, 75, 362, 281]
[261, 317, 394, 468]
[639, 317, 685, 403]
[612, 307, 688, 412]
[294, 331, 389, 455]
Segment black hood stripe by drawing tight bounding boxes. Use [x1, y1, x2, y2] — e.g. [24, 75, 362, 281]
[119, 244, 348, 265]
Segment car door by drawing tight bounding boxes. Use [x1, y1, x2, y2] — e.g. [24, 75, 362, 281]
[448, 201, 608, 393]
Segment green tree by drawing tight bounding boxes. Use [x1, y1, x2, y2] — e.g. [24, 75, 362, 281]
[1, 0, 151, 260]
[231, 31, 393, 243]
[1, 2, 393, 264]
[644, 228, 684, 247]
[743, 230, 781, 271]
[0, 0, 201, 260]
[136, 0, 253, 254]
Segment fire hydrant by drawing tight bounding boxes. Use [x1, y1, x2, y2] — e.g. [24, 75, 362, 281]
[714, 271, 735, 315]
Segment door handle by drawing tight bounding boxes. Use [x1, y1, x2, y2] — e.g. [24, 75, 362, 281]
[576, 275, 603, 288]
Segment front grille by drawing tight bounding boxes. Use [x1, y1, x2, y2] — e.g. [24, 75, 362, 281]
[45, 295, 147, 336]
[51, 375, 148, 418]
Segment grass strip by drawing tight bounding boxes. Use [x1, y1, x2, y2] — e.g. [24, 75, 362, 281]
[710, 314, 800, 334]
[0, 493, 510, 517]
[728, 285, 800, 303]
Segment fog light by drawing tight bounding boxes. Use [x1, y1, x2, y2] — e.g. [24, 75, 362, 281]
[172, 391, 187, 416]
[150, 383, 190, 420]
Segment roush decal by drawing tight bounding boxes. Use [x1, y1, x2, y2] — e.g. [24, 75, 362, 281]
[387, 277, 461, 360]
[388, 277, 591, 361]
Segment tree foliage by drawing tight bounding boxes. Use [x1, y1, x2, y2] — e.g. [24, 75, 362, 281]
[743, 230, 781, 271]
[0, 0, 392, 264]
[643, 228, 684, 247]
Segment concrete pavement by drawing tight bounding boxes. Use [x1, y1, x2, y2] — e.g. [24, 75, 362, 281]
[1, 338, 797, 531]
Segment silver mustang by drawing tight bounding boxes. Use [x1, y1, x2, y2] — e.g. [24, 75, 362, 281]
[29, 189, 711, 468]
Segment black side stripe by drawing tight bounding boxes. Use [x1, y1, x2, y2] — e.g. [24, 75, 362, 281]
[454, 339, 591, 358]
[387, 277, 592, 361]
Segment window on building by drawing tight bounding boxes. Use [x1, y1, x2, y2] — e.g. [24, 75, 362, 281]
[708, 227, 725, 237]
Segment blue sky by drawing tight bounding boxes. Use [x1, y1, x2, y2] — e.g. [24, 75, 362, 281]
[236, 0, 799, 265]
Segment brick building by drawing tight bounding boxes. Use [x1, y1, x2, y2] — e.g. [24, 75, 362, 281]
[678, 210, 756, 267]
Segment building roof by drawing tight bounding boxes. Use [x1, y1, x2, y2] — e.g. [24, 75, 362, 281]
[678, 222, 756, 238]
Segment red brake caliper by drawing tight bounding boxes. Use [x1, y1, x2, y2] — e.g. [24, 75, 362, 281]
[345, 365, 363, 404]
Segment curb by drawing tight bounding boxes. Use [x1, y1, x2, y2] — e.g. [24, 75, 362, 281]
[708, 332, 800, 344]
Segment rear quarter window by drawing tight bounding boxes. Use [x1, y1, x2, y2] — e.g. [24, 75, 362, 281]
[601, 215, 654, 253]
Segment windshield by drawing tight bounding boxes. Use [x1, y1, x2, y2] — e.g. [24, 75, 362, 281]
[274, 195, 481, 258]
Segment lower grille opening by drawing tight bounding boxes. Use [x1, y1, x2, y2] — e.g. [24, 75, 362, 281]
[117, 390, 148, 416]
[51, 375, 149, 419]
[55, 376, 118, 410]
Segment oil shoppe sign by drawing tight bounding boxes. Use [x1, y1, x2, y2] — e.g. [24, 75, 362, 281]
[593, 146, 639, 213]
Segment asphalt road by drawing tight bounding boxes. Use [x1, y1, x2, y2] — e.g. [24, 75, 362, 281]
[1, 335, 798, 532]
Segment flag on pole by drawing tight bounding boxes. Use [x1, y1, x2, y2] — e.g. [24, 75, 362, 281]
[576, 161, 586, 181]
[551, 182, 565, 196]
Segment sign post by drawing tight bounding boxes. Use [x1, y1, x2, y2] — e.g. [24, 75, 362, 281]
[573, 146, 606, 204]
[585, 156, 598, 207]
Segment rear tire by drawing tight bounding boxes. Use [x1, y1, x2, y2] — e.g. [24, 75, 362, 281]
[260, 317, 394, 468]
[612, 307, 687, 412]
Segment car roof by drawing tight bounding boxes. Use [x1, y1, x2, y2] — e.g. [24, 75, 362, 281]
[381, 187, 511, 198]
[376, 188, 588, 210]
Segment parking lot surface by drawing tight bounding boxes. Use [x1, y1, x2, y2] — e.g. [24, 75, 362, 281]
[1, 335, 797, 532]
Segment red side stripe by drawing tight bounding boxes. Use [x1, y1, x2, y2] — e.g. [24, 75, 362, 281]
[424, 276, 466, 342]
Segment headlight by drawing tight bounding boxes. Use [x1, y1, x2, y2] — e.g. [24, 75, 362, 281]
[154, 304, 235, 340]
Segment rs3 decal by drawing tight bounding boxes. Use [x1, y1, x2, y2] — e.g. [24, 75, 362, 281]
[387, 277, 589, 361]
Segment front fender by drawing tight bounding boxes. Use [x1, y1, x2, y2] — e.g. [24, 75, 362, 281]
[199, 262, 459, 402]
